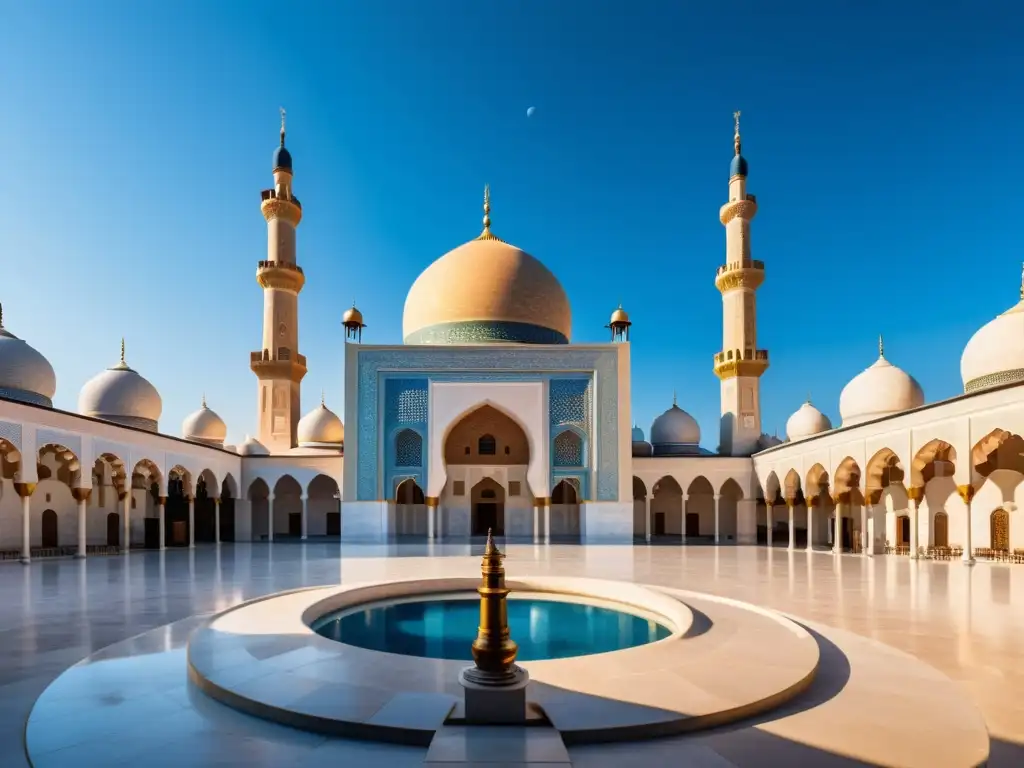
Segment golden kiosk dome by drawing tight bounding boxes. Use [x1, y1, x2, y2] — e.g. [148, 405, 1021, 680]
[402, 187, 572, 345]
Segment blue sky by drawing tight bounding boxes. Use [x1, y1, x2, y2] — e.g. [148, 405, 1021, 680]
[4, 1, 1022, 447]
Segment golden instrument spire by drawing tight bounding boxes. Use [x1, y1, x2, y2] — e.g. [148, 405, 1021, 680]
[479, 184, 493, 238]
[733, 110, 742, 156]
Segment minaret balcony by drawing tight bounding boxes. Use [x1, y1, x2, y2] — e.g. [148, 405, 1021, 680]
[256, 260, 306, 292]
[713, 348, 769, 380]
[719, 198, 758, 225]
[260, 190, 302, 226]
[250, 349, 308, 383]
[715, 259, 765, 292]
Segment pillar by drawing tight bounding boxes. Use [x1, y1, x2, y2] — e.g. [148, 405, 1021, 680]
[832, 494, 844, 554]
[681, 493, 688, 544]
[543, 497, 551, 544]
[121, 491, 130, 552]
[214, 498, 221, 544]
[267, 494, 275, 542]
[644, 496, 651, 543]
[907, 487, 922, 558]
[713, 494, 720, 544]
[766, 501, 774, 548]
[188, 496, 195, 548]
[786, 498, 795, 550]
[806, 496, 816, 551]
[15, 483, 36, 564]
[859, 499, 867, 554]
[957, 484, 975, 565]
[533, 498, 543, 543]
[426, 496, 438, 540]
[300, 494, 308, 540]
[72, 487, 91, 558]
[158, 496, 166, 550]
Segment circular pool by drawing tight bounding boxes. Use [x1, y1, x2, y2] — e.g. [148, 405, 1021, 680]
[311, 594, 672, 661]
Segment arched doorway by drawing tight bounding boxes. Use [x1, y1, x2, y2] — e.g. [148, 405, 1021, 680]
[651, 476, 683, 540]
[42, 509, 58, 549]
[308, 474, 341, 538]
[897, 515, 910, 547]
[551, 479, 581, 540]
[395, 478, 427, 536]
[106, 512, 120, 548]
[444, 405, 530, 538]
[991, 508, 1010, 551]
[273, 475, 303, 538]
[220, 476, 237, 542]
[471, 478, 505, 536]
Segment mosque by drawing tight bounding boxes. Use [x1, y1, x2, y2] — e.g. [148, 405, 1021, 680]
[1, 112, 1023, 563]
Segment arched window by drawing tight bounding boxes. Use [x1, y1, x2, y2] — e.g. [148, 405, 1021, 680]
[478, 434, 496, 456]
[552, 480, 578, 504]
[553, 430, 583, 467]
[395, 429, 423, 467]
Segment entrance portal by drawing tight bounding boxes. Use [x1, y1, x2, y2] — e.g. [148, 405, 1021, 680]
[471, 478, 505, 536]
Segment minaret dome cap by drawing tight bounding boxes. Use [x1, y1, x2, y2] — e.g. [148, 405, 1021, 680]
[273, 107, 293, 172]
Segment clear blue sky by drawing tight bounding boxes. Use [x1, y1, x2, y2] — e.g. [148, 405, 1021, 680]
[4, 1, 1022, 447]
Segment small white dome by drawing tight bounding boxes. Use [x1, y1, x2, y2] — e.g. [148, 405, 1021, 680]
[182, 397, 227, 446]
[786, 400, 833, 442]
[78, 341, 162, 432]
[0, 307, 57, 407]
[237, 435, 269, 456]
[839, 342, 923, 427]
[297, 400, 344, 446]
[961, 293, 1024, 393]
[650, 398, 701, 454]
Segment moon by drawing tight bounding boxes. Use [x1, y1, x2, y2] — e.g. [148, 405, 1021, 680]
[526, 106, 536, 118]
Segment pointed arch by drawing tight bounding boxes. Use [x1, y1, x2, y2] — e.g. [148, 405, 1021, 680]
[37, 443, 82, 486]
[911, 440, 957, 488]
[168, 465, 193, 498]
[221, 473, 239, 499]
[0, 438, 21, 481]
[865, 448, 905, 500]
[783, 469, 802, 501]
[763, 471, 782, 504]
[651, 475, 683, 538]
[834, 457, 862, 495]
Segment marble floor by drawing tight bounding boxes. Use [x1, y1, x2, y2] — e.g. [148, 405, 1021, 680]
[3, 542, 1024, 766]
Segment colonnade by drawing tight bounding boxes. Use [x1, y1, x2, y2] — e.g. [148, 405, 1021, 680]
[638, 493, 724, 543]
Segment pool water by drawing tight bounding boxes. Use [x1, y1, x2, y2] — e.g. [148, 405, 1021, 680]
[312, 596, 671, 661]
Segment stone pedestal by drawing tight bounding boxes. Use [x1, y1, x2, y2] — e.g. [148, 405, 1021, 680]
[459, 665, 530, 724]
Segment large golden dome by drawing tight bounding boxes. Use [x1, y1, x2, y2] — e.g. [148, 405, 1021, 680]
[402, 188, 571, 345]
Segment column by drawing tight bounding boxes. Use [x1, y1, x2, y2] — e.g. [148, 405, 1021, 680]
[188, 496, 195, 548]
[859, 499, 867, 554]
[533, 498, 542, 543]
[786, 498, 795, 550]
[806, 496, 816, 551]
[957, 484, 975, 565]
[15, 483, 36, 564]
[214, 498, 221, 544]
[864, 496, 875, 556]
[73, 487, 91, 558]
[425, 496, 437, 540]
[907, 487, 921, 558]
[267, 494, 275, 542]
[713, 494, 720, 544]
[121, 491, 130, 552]
[158, 496, 166, 550]
[543, 497, 551, 544]
[300, 494, 309, 540]
[644, 496, 651, 543]
[766, 502, 774, 548]
[832, 494, 843, 554]
[681, 493, 688, 544]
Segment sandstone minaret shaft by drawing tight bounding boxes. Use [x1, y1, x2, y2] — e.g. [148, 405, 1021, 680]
[251, 109, 307, 451]
[715, 112, 768, 456]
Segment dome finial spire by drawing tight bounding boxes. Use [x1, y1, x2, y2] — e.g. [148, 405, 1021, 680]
[1019, 261, 1024, 300]
[279, 107, 286, 147]
[478, 184, 493, 239]
[672, 389, 678, 407]
[0, 302, 4, 328]
[320, 388, 325, 407]
[733, 110, 742, 156]
[878, 334, 884, 359]
[201, 392, 207, 408]
[120, 337, 126, 365]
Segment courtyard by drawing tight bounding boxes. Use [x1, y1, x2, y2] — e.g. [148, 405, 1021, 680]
[1, 543, 1022, 766]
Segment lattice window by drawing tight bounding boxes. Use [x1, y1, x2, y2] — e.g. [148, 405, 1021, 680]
[553, 430, 583, 467]
[549, 378, 591, 433]
[478, 434, 496, 455]
[395, 429, 422, 468]
[386, 380, 428, 423]
[991, 509, 1010, 551]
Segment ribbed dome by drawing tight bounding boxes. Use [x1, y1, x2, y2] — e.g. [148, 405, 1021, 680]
[839, 342, 923, 427]
[0, 306, 56, 407]
[78, 341, 162, 432]
[786, 400, 833, 442]
[182, 397, 227, 446]
[238, 435, 269, 456]
[650, 399, 701, 456]
[402, 189, 571, 345]
[961, 291, 1024, 393]
[297, 400, 344, 447]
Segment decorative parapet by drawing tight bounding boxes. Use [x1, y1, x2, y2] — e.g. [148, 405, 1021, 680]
[715, 259, 765, 293]
[260, 193, 302, 226]
[713, 348, 769, 380]
[256, 260, 306, 292]
[719, 198, 758, 225]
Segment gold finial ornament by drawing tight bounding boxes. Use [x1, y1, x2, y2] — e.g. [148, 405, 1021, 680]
[878, 334, 884, 359]
[279, 107, 286, 146]
[465, 528, 520, 683]
[733, 110, 742, 155]
[201, 392, 207, 408]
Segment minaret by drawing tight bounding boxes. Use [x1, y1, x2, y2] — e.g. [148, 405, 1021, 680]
[251, 108, 307, 452]
[715, 111, 768, 456]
